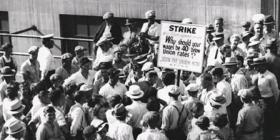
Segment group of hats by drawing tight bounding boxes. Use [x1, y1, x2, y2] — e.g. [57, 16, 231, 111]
[223, 57, 266, 66]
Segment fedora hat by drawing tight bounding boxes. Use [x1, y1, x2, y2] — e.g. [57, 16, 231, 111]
[252, 57, 266, 65]
[8, 99, 25, 115]
[212, 33, 224, 41]
[112, 103, 128, 119]
[5, 118, 25, 135]
[126, 85, 144, 99]
[223, 57, 238, 66]
[264, 15, 274, 25]
[1, 66, 15, 77]
[210, 93, 226, 106]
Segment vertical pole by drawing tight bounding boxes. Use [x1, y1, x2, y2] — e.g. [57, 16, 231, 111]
[177, 70, 181, 86]
[275, 0, 279, 39]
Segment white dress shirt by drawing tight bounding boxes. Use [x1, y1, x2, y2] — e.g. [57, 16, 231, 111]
[68, 102, 87, 136]
[108, 120, 134, 140]
[63, 69, 95, 87]
[99, 82, 127, 100]
[37, 45, 55, 78]
[255, 70, 279, 99]
[216, 79, 232, 106]
[137, 128, 168, 140]
[126, 101, 148, 128]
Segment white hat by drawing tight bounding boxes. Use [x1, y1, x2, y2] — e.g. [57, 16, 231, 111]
[182, 18, 193, 24]
[40, 34, 54, 39]
[185, 83, 199, 92]
[8, 99, 25, 115]
[252, 14, 265, 23]
[80, 84, 93, 92]
[103, 12, 114, 20]
[28, 46, 39, 54]
[5, 118, 25, 135]
[141, 62, 154, 72]
[145, 10, 156, 19]
[167, 85, 180, 95]
[126, 85, 144, 99]
[91, 119, 108, 132]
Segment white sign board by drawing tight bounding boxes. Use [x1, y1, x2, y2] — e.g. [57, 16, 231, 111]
[158, 21, 206, 73]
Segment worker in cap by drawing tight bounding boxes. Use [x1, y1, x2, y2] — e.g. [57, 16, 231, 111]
[71, 45, 86, 73]
[113, 47, 127, 69]
[37, 33, 56, 83]
[236, 88, 263, 140]
[182, 83, 200, 105]
[241, 21, 251, 32]
[263, 15, 277, 50]
[20, 46, 41, 84]
[206, 24, 215, 46]
[140, 10, 160, 54]
[94, 11, 123, 54]
[206, 32, 224, 66]
[161, 84, 188, 140]
[55, 53, 75, 80]
[63, 56, 95, 87]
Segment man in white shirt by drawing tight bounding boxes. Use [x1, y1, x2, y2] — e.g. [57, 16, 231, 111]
[158, 71, 176, 104]
[37, 34, 56, 80]
[207, 33, 224, 66]
[63, 57, 95, 87]
[252, 57, 278, 140]
[94, 39, 115, 68]
[99, 69, 127, 100]
[140, 10, 160, 54]
[211, 67, 232, 107]
[108, 103, 134, 140]
[68, 91, 87, 139]
[125, 85, 148, 133]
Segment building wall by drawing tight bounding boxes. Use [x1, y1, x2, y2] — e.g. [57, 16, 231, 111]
[0, 0, 262, 68]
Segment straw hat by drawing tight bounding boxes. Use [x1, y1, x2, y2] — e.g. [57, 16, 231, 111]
[126, 85, 144, 99]
[5, 118, 25, 135]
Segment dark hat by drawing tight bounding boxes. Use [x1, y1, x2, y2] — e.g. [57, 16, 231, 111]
[79, 57, 91, 66]
[264, 15, 274, 25]
[252, 57, 266, 65]
[241, 31, 253, 39]
[212, 32, 224, 41]
[195, 116, 210, 128]
[206, 24, 215, 32]
[1, 43, 13, 51]
[125, 19, 135, 26]
[103, 12, 114, 20]
[112, 103, 128, 118]
[241, 21, 251, 28]
[61, 53, 73, 60]
[134, 53, 148, 64]
[109, 69, 120, 78]
[215, 17, 224, 22]
[223, 57, 238, 66]
[97, 61, 113, 70]
[1, 66, 15, 77]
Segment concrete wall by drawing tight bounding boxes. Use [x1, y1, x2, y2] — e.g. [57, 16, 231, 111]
[0, 0, 262, 68]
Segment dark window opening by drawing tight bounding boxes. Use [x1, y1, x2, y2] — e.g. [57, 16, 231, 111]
[0, 11, 10, 46]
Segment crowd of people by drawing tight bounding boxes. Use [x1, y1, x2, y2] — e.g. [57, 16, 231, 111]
[0, 9, 279, 140]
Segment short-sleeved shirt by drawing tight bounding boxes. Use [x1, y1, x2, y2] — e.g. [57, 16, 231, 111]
[99, 82, 127, 100]
[63, 69, 95, 87]
[20, 59, 40, 84]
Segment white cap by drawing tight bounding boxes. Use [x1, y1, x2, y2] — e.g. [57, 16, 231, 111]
[141, 62, 154, 72]
[182, 18, 193, 24]
[185, 83, 199, 92]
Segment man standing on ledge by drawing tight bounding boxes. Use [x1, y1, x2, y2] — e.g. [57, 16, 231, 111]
[37, 34, 56, 88]
[93, 12, 123, 56]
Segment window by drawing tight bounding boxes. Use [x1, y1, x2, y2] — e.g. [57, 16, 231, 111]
[59, 14, 148, 56]
[0, 11, 10, 45]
